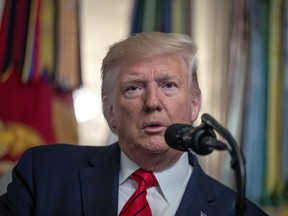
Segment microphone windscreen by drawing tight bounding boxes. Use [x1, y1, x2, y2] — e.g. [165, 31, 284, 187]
[164, 123, 191, 150]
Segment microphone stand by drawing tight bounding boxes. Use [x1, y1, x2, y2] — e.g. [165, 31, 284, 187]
[201, 113, 246, 216]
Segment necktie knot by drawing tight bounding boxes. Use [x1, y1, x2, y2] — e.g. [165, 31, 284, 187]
[119, 169, 157, 216]
[132, 169, 157, 190]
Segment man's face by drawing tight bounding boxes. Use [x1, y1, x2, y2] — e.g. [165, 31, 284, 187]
[105, 54, 201, 160]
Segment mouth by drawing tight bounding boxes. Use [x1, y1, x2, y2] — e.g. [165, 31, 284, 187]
[143, 122, 166, 133]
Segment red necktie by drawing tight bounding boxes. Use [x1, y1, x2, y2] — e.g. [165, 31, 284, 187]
[119, 169, 158, 216]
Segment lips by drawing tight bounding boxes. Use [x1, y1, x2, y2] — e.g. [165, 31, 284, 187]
[144, 121, 163, 127]
[142, 121, 166, 133]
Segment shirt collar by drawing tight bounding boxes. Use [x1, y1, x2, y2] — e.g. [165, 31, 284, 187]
[119, 151, 192, 204]
[119, 151, 139, 184]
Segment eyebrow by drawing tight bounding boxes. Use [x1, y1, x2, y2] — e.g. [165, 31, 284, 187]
[121, 71, 182, 83]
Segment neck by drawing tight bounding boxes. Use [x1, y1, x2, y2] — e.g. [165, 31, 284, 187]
[124, 149, 183, 172]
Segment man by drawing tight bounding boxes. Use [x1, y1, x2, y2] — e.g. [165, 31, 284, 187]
[0, 32, 267, 215]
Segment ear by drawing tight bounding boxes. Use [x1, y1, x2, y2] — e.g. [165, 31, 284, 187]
[102, 96, 116, 131]
[190, 91, 202, 122]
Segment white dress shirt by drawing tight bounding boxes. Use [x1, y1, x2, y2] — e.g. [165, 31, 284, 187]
[118, 151, 192, 216]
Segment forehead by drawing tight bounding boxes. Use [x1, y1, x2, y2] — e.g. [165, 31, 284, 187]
[118, 54, 186, 79]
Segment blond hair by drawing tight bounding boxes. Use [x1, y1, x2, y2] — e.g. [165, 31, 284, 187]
[101, 32, 200, 98]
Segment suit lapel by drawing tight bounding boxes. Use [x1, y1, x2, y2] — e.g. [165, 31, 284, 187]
[79, 144, 120, 216]
[176, 153, 216, 216]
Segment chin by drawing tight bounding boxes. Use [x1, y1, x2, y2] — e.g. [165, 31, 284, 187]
[144, 142, 171, 154]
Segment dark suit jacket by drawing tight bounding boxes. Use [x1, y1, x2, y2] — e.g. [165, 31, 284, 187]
[0, 143, 267, 216]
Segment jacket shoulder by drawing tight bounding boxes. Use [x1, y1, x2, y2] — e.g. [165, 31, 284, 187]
[17, 143, 119, 171]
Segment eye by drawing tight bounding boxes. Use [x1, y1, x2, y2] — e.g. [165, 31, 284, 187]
[162, 82, 177, 89]
[124, 84, 143, 98]
[161, 81, 179, 96]
[126, 85, 142, 92]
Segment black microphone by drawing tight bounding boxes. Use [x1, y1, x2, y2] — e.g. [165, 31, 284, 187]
[164, 123, 227, 155]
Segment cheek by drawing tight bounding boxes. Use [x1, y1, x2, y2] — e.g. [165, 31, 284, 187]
[114, 99, 141, 124]
[167, 96, 194, 121]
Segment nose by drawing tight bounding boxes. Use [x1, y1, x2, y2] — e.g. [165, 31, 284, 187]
[143, 84, 163, 112]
